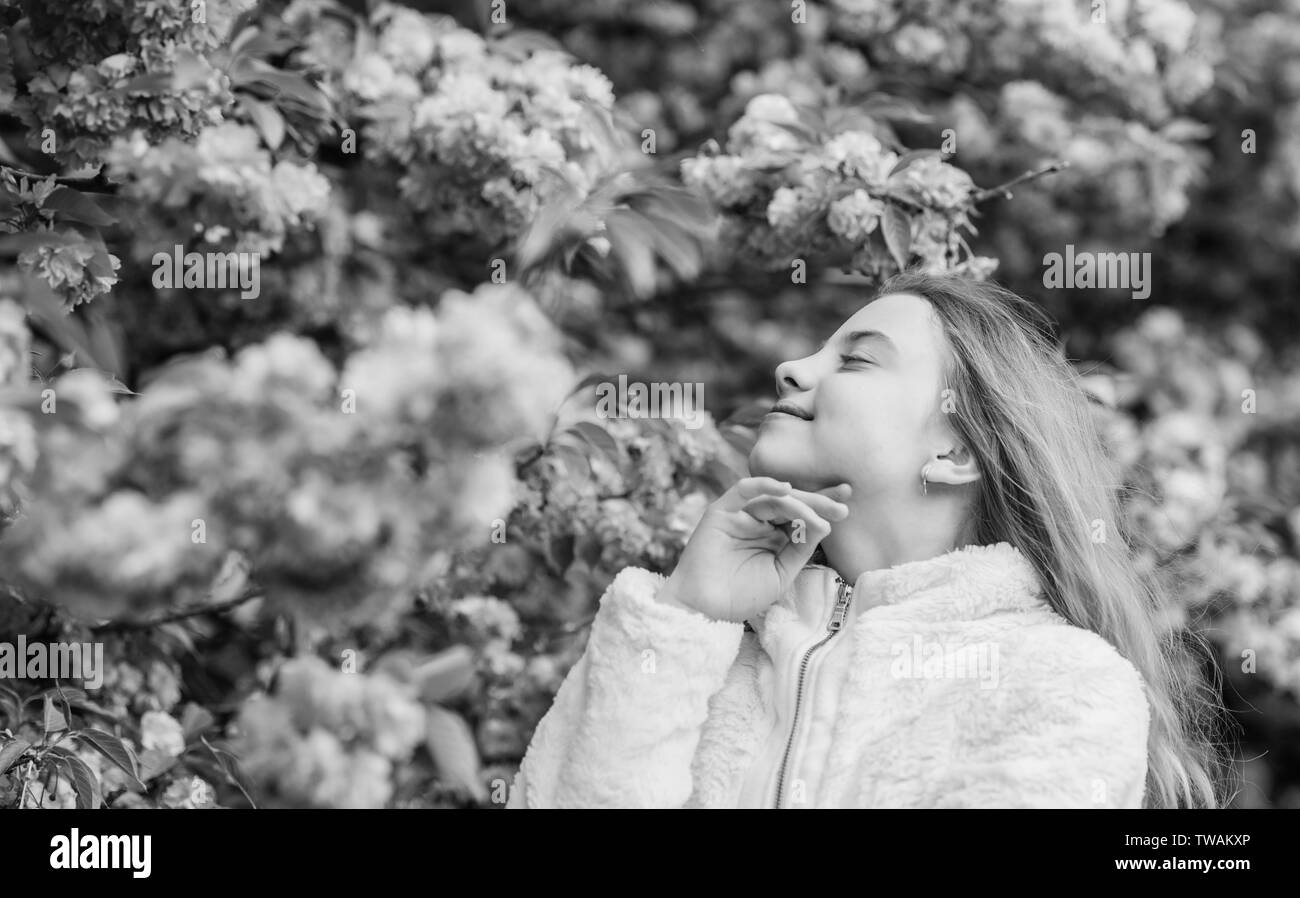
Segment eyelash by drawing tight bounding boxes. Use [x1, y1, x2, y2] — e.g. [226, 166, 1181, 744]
[840, 354, 873, 368]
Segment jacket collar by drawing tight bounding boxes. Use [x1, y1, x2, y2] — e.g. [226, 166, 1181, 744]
[843, 541, 1044, 617]
[753, 541, 1047, 637]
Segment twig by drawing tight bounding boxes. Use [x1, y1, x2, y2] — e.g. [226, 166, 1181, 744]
[200, 735, 257, 809]
[90, 586, 265, 633]
[970, 160, 1070, 204]
[0, 163, 116, 194]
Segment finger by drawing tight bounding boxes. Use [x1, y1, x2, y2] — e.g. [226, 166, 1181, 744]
[814, 483, 853, 502]
[775, 520, 831, 583]
[785, 488, 851, 522]
[718, 476, 793, 512]
[740, 495, 832, 540]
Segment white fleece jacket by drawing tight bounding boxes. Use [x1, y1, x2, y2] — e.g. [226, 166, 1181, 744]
[507, 542, 1152, 808]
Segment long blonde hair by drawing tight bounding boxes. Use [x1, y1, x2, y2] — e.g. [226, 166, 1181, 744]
[878, 270, 1236, 808]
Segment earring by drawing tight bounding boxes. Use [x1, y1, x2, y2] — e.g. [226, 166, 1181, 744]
[921, 463, 933, 496]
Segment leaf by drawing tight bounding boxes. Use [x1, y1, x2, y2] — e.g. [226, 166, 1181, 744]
[137, 748, 177, 782]
[49, 750, 102, 809]
[42, 187, 117, 227]
[545, 531, 575, 574]
[0, 229, 87, 255]
[413, 646, 476, 704]
[489, 29, 568, 62]
[0, 738, 31, 776]
[42, 686, 86, 705]
[889, 148, 941, 178]
[569, 422, 622, 470]
[171, 47, 213, 91]
[120, 72, 173, 93]
[881, 203, 913, 271]
[43, 695, 68, 737]
[179, 703, 216, 742]
[425, 706, 486, 802]
[242, 97, 286, 151]
[857, 93, 932, 124]
[553, 443, 590, 479]
[74, 728, 145, 790]
[565, 372, 616, 402]
[605, 210, 658, 298]
[0, 684, 23, 728]
[204, 742, 255, 808]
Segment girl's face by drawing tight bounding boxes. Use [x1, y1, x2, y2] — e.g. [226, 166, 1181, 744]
[748, 292, 955, 498]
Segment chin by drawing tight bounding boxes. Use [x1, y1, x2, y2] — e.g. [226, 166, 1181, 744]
[748, 438, 817, 489]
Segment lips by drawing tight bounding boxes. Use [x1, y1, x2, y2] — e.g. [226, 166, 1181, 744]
[769, 401, 813, 420]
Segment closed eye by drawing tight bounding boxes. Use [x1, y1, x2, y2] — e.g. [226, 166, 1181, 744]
[840, 354, 874, 368]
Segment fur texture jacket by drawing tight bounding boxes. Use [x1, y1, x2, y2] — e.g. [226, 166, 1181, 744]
[507, 541, 1151, 808]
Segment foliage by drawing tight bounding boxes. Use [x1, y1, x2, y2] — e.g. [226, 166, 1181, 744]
[1, 0, 1298, 809]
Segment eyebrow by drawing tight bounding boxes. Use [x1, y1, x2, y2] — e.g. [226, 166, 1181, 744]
[820, 329, 898, 355]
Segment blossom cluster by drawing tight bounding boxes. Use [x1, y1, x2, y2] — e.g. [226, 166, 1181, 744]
[103, 123, 332, 257]
[682, 93, 995, 279]
[4, 0, 249, 168]
[234, 656, 426, 808]
[0, 283, 573, 625]
[294, 1, 625, 253]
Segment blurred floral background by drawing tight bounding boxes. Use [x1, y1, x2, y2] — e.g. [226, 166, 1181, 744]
[0, 0, 1297, 808]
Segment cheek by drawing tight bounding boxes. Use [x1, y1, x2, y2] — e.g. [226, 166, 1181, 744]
[817, 382, 922, 468]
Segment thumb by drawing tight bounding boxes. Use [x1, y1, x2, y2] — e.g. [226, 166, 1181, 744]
[773, 513, 831, 586]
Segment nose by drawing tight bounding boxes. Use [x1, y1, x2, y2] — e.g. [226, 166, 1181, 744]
[774, 356, 814, 397]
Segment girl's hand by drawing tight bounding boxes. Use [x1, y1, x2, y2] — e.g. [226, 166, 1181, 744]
[656, 477, 852, 623]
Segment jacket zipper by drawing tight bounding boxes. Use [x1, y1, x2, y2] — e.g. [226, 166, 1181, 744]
[773, 575, 854, 808]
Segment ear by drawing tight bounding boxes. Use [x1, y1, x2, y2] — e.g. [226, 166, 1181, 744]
[926, 445, 981, 487]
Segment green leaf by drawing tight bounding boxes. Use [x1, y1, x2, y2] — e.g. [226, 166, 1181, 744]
[0, 684, 23, 728]
[881, 203, 913, 271]
[553, 443, 590, 479]
[74, 728, 145, 791]
[0, 738, 31, 776]
[569, 422, 622, 470]
[42, 187, 118, 227]
[889, 148, 941, 178]
[425, 706, 486, 802]
[171, 47, 213, 91]
[413, 646, 476, 704]
[179, 703, 216, 742]
[42, 685, 86, 705]
[565, 372, 616, 402]
[242, 96, 286, 151]
[49, 749, 101, 809]
[43, 695, 68, 737]
[137, 748, 177, 783]
[204, 742, 255, 808]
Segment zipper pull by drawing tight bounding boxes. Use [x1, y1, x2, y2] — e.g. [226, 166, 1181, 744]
[827, 579, 853, 632]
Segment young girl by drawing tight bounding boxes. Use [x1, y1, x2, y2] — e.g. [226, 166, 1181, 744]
[507, 271, 1230, 808]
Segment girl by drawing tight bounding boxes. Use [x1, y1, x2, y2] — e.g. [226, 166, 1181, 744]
[507, 271, 1231, 808]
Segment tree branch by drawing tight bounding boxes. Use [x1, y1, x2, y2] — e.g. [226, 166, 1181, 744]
[0, 163, 117, 194]
[90, 586, 265, 633]
[970, 160, 1070, 204]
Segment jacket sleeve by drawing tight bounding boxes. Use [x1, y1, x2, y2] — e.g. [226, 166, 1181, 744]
[932, 626, 1152, 809]
[506, 566, 746, 808]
